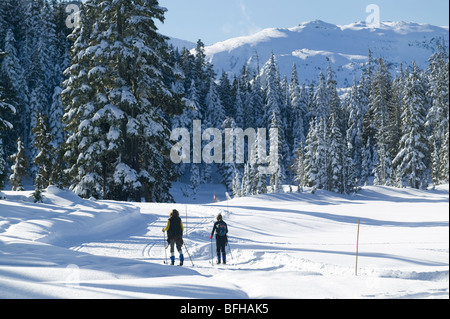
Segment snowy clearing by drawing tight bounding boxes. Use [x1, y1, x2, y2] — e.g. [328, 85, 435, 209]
[0, 184, 448, 299]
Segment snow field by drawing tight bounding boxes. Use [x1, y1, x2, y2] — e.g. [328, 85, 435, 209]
[0, 184, 448, 299]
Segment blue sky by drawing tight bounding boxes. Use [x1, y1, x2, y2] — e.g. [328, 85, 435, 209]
[156, 0, 449, 45]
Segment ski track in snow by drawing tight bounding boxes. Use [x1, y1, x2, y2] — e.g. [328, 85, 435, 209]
[0, 185, 448, 299]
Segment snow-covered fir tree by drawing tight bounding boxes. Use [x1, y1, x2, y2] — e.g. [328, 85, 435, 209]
[220, 117, 237, 191]
[49, 86, 65, 147]
[0, 0, 70, 171]
[369, 58, 393, 186]
[440, 126, 449, 183]
[205, 80, 226, 129]
[292, 142, 306, 193]
[328, 113, 346, 193]
[392, 62, 430, 189]
[426, 39, 449, 184]
[218, 71, 235, 118]
[32, 112, 54, 202]
[9, 137, 28, 191]
[249, 74, 265, 128]
[269, 109, 285, 193]
[311, 72, 331, 124]
[263, 53, 282, 130]
[0, 50, 15, 189]
[346, 78, 365, 184]
[290, 65, 307, 155]
[0, 53, 15, 132]
[62, 0, 184, 202]
[0, 138, 7, 190]
[231, 167, 242, 197]
[304, 119, 319, 191]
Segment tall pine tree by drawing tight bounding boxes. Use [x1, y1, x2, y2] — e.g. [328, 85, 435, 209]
[393, 62, 429, 189]
[62, 0, 184, 201]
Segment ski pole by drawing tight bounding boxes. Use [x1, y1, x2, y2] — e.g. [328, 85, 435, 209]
[185, 205, 188, 237]
[183, 240, 194, 266]
[210, 237, 214, 266]
[163, 231, 168, 264]
[226, 236, 233, 261]
[355, 218, 360, 276]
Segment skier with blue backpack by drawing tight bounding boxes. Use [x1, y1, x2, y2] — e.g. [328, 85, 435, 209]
[210, 214, 228, 264]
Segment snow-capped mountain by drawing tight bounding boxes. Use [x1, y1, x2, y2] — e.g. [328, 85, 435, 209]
[203, 20, 449, 86]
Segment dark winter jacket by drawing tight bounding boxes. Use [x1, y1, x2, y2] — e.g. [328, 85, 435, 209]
[211, 221, 228, 238]
[164, 217, 184, 240]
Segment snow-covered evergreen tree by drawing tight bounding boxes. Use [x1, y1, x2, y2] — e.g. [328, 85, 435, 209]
[290, 64, 307, 156]
[62, 0, 184, 201]
[370, 58, 393, 186]
[0, 57, 15, 132]
[346, 78, 365, 184]
[205, 80, 226, 129]
[311, 72, 330, 124]
[32, 112, 54, 202]
[240, 162, 251, 197]
[426, 39, 449, 184]
[62, 1, 103, 199]
[328, 114, 345, 193]
[220, 117, 237, 191]
[1, 28, 28, 155]
[304, 119, 319, 191]
[326, 64, 344, 132]
[231, 167, 241, 198]
[9, 137, 28, 191]
[49, 86, 65, 148]
[269, 109, 285, 193]
[250, 74, 265, 128]
[0, 51, 15, 189]
[0, 138, 7, 190]
[233, 86, 245, 128]
[292, 142, 306, 193]
[440, 126, 449, 183]
[393, 62, 429, 189]
[218, 72, 235, 118]
[262, 53, 282, 130]
[388, 68, 405, 169]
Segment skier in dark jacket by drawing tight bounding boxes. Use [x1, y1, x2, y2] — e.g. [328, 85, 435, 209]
[162, 209, 184, 266]
[210, 214, 228, 264]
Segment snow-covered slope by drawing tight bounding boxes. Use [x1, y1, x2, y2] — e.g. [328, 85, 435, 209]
[0, 184, 448, 299]
[167, 37, 196, 50]
[204, 20, 449, 86]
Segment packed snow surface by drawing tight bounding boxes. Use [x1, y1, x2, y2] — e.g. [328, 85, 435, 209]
[0, 184, 448, 299]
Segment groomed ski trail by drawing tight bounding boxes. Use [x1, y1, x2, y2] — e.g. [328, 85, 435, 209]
[70, 203, 224, 268]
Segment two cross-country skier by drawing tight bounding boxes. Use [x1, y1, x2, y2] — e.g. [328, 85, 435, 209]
[210, 214, 229, 264]
[162, 209, 184, 266]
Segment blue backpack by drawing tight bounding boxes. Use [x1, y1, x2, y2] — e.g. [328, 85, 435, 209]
[217, 222, 227, 237]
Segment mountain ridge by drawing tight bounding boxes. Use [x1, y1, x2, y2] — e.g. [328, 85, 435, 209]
[187, 20, 449, 86]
